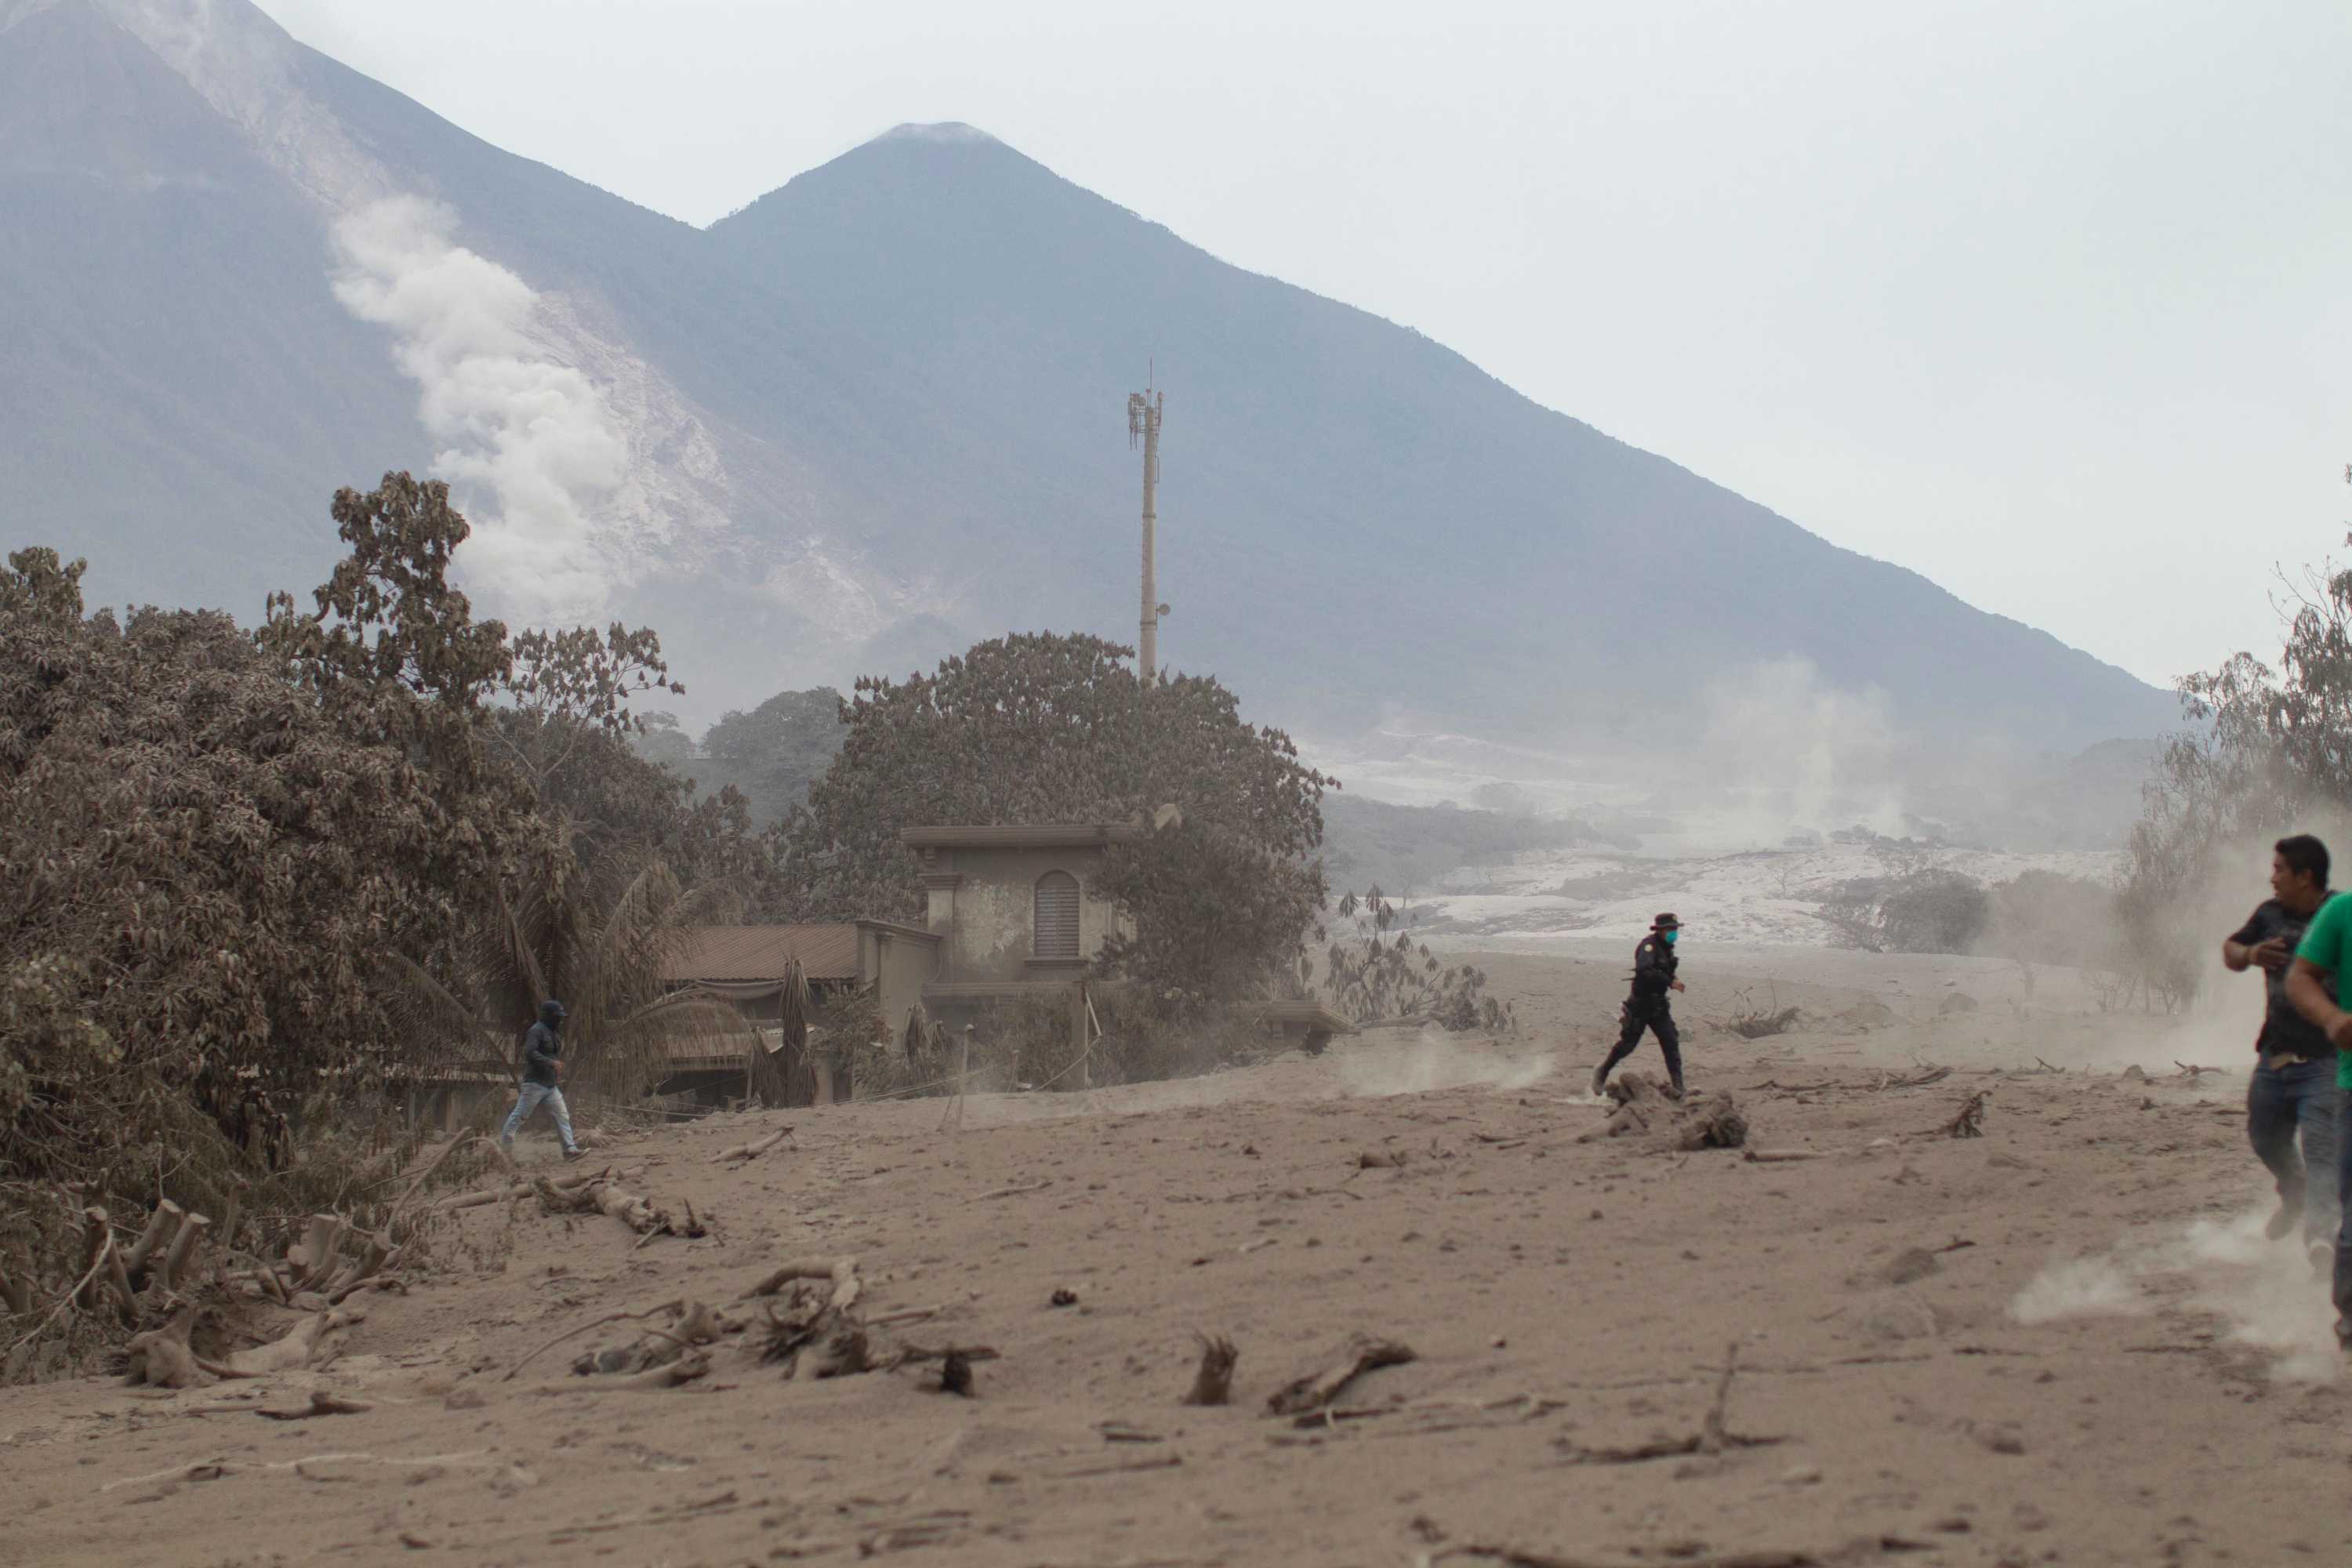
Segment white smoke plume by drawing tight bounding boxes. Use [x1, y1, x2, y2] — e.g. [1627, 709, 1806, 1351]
[329, 196, 628, 620]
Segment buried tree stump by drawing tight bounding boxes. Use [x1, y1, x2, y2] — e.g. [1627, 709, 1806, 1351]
[1184, 1334, 1239, 1406]
[124, 1305, 209, 1390]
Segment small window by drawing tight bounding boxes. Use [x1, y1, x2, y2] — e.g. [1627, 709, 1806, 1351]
[1033, 871, 1080, 959]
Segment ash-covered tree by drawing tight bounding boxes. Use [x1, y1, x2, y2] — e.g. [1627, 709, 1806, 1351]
[1, 475, 765, 1201]
[1323, 888, 1511, 1031]
[2119, 497, 2352, 1009]
[697, 686, 847, 826]
[402, 620, 767, 1097]
[2, 492, 530, 1200]
[779, 632, 1332, 1012]
[1088, 816, 1327, 1019]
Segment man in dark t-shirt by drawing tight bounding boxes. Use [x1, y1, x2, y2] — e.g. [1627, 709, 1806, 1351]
[2224, 835, 2340, 1258]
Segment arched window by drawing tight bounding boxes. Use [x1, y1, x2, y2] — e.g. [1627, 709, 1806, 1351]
[1033, 871, 1080, 960]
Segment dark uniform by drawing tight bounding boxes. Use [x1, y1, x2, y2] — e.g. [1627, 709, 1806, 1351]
[1594, 913, 1683, 1097]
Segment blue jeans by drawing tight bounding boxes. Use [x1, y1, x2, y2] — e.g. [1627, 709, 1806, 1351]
[500, 1082, 578, 1152]
[2247, 1057, 2340, 1249]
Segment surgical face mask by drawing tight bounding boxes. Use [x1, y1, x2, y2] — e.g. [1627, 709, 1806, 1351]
[1661, 928, 1679, 946]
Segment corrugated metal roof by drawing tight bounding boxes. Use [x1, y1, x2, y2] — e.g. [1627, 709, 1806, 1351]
[664, 924, 860, 983]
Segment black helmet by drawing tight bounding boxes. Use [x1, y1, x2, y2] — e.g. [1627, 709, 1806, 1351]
[540, 999, 568, 1022]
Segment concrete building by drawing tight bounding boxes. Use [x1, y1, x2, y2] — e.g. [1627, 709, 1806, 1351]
[898, 822, 1354, 1057]
[898, 824, 1137, 1042]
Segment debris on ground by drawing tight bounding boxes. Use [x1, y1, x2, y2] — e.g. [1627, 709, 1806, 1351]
[1265, 1334, 1416, 1417]
[1185, 1334, 1239, 1406]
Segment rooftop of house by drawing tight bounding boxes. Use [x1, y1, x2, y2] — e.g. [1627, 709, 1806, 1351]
[662, 921, 935, 985]
[900, 824, 1142, 851]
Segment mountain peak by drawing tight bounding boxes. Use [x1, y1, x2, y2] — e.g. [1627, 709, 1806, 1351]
[869, 121, 1003, 147]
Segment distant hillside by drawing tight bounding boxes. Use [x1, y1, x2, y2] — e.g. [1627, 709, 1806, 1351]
[1319, 794, 1611, 895]
[2, 1, 2176, 759]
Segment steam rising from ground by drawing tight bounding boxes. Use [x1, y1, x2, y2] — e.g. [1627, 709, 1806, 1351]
[1684, 658, 1905, 851]
[1335, 1027, 1553, 1098]
[331, 196, 629, 620]
[2010, 1210, 2341, 1382]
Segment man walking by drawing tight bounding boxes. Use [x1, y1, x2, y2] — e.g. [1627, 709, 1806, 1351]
[1593, 913, 1687, 1098]
[2224, 836, 2339, 1259]
[501, 999, 583, 1160]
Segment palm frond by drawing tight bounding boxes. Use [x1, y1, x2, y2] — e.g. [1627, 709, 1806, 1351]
[376, 952, 505, 1077]
[594, 986, 761, 1098]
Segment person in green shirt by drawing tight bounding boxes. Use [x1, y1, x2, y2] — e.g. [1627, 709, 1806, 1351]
[2283, 877, 2352, 1353]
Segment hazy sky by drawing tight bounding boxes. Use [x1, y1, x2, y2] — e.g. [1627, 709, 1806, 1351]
[255, 0, 2350, 691]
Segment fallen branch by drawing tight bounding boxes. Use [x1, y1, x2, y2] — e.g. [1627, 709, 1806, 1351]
[5, 1218, 118, 1359]
[437, 1182, 532, 1212]
[502, 1298, 683, 1383]
[100, 1450, 496, 1494]
[1558, 1343, 1785, 1465]
[392, 1134, 503, 1214]
[535, 1174, 673, 1236]
[72, 1207, 112, 1313]
[1266, 1335, 1417, 1416]
[976, 1179, 1053, 1200]
[1050, 1453, 1185, 1480]
[710, 1127, 790, 1164]
[1744, 1148, 1831, 1163]
[256, 1391, 373, 1421]
[98, 1230, 140, 1327]
[742, 1257, 861, 1312]
[542, 1350, 710, 1392]
[206, 1308, 346, 1378]
[866, 1305, 944, 1328]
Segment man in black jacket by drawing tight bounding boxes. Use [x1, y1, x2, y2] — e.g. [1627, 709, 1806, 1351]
[1592, 913, 1687, 1098]
[499, 999, 583, 1160]
[2224, 835, 2339, 1257]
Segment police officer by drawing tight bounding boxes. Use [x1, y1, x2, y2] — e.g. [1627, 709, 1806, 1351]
[1592, 913, 1686, 1098]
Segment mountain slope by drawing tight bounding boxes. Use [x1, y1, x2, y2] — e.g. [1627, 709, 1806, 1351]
[0, 2, 2176, 755]
[0, 0, 426, 615]
[706, 127, 2172, 744]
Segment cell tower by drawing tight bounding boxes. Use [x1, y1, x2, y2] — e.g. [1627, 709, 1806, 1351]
[1127, 383, 1166, 687]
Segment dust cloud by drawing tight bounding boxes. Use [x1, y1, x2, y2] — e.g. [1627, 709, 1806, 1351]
[2009, 1209, 2341, 1382]
[1335, 1026, 1554, 1098]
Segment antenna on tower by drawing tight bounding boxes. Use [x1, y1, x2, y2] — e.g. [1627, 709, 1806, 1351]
[1127, 380, 1165, 687]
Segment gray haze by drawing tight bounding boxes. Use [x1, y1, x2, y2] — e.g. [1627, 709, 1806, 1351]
[253, 0, 2352, 691]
